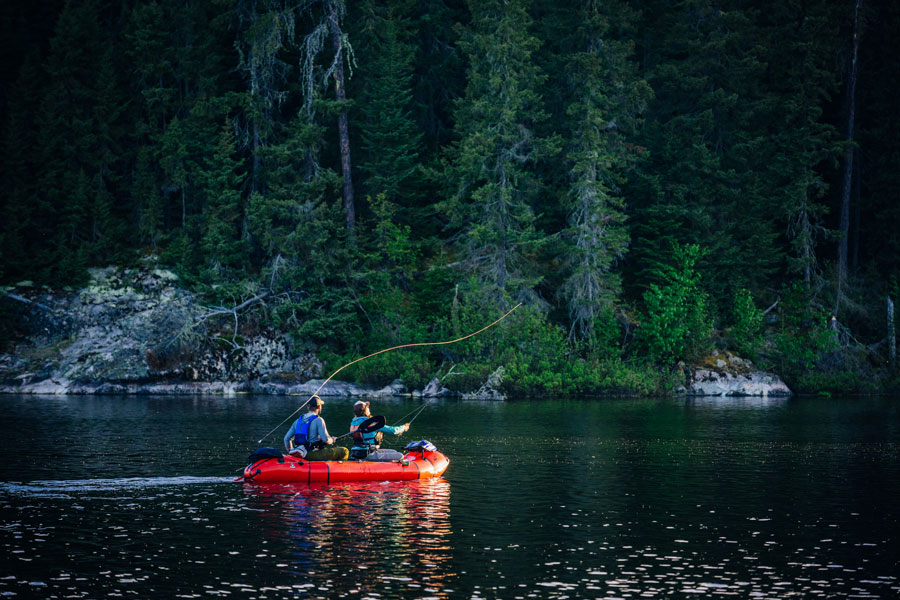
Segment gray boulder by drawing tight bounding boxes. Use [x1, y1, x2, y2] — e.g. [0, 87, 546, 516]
[679, 351, 792, 397]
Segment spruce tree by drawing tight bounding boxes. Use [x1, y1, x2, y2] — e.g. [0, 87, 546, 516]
[294, 0, 357, 230]
[410, 0, 467, 155]
[125, 0, 236, 260]
[539, 0, 650, 339]
[34, 0, 125, 281]
[234, 0, 298, 197]
[857, 1, 900, 280]
[444, 0, 558, 307]
[355, 0, 423, 214]
[1, 52, 42, 280]
[200, 122, 248, 275]
[248, 108, 356, 344]
[756, 0, 841, 292]
[125, 0, 181, 248]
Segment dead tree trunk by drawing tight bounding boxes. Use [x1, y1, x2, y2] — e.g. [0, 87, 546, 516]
[327, 0, 355, 232]
[835, 0, 863, 315]
[889, 296, 896, 370]
[851, 154, 861, 274]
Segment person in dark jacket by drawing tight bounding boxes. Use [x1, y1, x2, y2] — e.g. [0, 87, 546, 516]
[284, 396, 349, 461]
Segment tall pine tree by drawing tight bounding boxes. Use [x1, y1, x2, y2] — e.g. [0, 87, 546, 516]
[354, 0, 423, 214]
[539, 0, 650, 339]
[444, 0, 558, 307]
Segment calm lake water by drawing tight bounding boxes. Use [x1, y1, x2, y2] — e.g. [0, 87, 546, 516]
[1, 394, 899, 599]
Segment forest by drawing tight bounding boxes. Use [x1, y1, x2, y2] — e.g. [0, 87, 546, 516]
[1, 0, 898, 395]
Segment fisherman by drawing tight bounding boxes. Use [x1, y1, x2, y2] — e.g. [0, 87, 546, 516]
[284, 396, 349, 461]
[349, 400, 410, 461]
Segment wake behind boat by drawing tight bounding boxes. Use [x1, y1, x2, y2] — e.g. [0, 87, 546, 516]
[235, 440, 449, 484]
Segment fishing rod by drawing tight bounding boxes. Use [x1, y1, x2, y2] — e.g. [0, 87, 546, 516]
[256, 302, 522, 445]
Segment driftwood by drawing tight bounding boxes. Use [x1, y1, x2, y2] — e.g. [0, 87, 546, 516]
[163, 288, 310, 353]
[2, 290, 54, 312]
[164, 291, 273, 351]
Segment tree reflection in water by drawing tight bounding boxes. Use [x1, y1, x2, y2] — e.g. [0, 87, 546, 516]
[243, 479, 455, 597]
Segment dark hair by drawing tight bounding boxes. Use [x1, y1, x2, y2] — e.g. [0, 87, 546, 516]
[353, 403, 367, 416]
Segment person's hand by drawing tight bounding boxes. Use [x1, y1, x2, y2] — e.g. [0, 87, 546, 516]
[403, 423, 410, 433]
[327, 436, 335, 445]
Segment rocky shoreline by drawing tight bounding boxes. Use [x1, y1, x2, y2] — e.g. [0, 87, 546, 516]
[0, 264, 459, 398]
[1, 264, 791, 398]
[0, 376, 452, 397]
[677, 350, 792, 397]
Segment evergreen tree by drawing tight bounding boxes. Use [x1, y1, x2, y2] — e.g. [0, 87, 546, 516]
[125, 0, 237, 259]
[34, 0, 127, 280]
[295, 0, 357, 231]
[234, 0, 297, 197]
[638, 243, 711, 364]
[410, 0, 467, 154]
[539, 0, 650, 339]
[354, 0, 423, 214]
[354, 192, 422, 353]
[125, 0, 182, 247]
[1, 52, 42, 280]
[444, 0, 558, 307]
[200, 122, 248, 275]
[756, 0, 841, 294]
[857, 1, 900, 280]
[248, 108, 355, 343]
[628, 0, 778, 311]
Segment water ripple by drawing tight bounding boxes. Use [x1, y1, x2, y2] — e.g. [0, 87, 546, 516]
[1, 476, 234, 497]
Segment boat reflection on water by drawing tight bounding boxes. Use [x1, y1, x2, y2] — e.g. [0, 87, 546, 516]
[243, 478, 455, 597]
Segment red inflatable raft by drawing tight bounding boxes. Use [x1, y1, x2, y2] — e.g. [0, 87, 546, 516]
[236, 448, 449, 484]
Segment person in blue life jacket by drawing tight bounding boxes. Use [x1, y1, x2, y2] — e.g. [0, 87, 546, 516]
[349, 400, 410, 461]
[283, 396, 349, 461]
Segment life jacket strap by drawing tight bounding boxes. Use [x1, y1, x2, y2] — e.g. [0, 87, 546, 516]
[293, 414, 320, 449]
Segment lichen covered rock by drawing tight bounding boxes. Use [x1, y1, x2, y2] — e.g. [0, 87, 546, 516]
[0, 263, 333, 394]
[679, 350, 792, 396]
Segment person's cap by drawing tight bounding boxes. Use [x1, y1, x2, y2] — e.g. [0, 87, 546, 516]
[308, 395, 324, 409]
[353, 400, 370, 409]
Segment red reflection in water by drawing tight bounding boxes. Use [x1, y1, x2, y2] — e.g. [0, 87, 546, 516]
[243, 479, 454, 596]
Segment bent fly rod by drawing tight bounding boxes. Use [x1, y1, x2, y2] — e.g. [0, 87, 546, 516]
[256, 302, 522, 445]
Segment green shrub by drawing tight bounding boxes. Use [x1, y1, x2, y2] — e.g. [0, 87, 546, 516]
[764, 282, 838, 387]
[731, 288, 763, 358]
[582, 308, 623, 361]
[637, 243, 712, 365]
[797, 370, 877, 394]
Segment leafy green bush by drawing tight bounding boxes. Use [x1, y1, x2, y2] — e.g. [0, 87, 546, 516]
[797, 370, 877, 395]
[637, 243, 712, 365]
[581, 308, 623, 361]
[764, 282, 838, 387]
[730, 288, 763, 358]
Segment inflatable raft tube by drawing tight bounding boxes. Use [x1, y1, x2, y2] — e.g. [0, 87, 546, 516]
[236, 449, 450, 484]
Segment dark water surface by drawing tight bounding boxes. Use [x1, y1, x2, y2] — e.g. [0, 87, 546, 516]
[1, 394, 899, 599]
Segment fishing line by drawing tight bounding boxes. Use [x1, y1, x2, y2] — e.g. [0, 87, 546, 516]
[404, 402, 430, 427]
[256, 302, 522, 445]
[393, 401, 430, 424]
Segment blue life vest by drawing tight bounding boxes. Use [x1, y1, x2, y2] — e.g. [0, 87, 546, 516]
[293, 414, 320, 448]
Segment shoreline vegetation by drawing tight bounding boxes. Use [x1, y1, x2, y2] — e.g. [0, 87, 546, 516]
[1, 264, 894, 398]
[1, 2, 898, 396]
